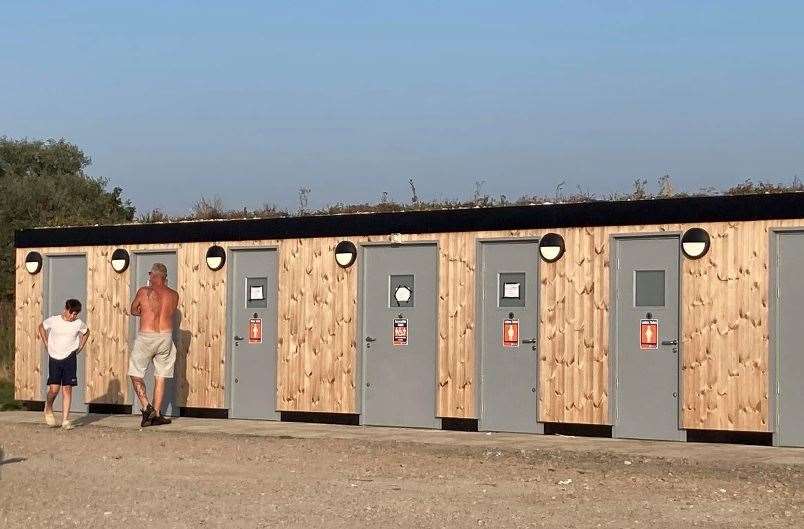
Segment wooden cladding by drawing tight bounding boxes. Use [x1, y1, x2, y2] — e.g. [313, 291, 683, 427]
[275, 237, 357, 413]
[14, 219, 798, 431]
[681, 222, 776, 431]
[14, 248, 43, 401]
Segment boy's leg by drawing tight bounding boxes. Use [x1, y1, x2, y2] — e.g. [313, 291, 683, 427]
[45, 354, 61, 415]
[60, 386, 72, 423]
[45, 384, 60, 412]
[44, 384, 60, 426]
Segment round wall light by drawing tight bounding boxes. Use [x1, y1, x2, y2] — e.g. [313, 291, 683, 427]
[206, 245, 226, 271]
[681, 228, 710, 260]
[25, 251, 43, 275]
[334, 240, 357, 268]
[539, 233, 566, 263]
[111, 248, 130, 273]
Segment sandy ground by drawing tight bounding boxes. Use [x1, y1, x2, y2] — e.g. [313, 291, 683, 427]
[0, 421, 801, 529]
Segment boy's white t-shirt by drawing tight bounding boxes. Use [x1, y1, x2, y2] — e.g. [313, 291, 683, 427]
[43, 315, 88, 360]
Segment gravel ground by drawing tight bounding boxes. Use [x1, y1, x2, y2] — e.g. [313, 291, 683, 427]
[0, 422, 801, 528]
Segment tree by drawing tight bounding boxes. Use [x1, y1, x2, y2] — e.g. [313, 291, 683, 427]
[0, 137, 135, 300]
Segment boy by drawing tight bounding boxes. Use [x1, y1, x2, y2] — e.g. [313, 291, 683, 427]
[38, 298, 90, 430]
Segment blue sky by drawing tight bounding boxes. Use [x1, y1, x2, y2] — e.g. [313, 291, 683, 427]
[2, 2, 802, 214]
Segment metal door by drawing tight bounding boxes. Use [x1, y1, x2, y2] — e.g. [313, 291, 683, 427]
[128, 251, 180, 416]
[228, 249, 279, 420]
[775, 232, 804, 447]
[478, 241, 541, 433]
[613, 236, 683, 440]
[42, 255, 88, 412]
[361, 244, 439, 428]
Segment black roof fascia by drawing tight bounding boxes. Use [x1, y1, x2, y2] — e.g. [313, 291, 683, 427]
[14, 192, 804, 248]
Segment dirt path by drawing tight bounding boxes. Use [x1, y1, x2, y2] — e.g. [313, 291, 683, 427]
[0, 422, 801, 528]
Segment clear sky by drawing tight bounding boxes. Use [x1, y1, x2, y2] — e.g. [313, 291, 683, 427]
[2, 2, 802, 215]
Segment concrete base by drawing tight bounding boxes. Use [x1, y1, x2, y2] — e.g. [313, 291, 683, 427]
[0, 411, 801, 466]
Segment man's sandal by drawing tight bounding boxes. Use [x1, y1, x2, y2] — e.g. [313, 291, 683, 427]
[141, 404, 156, 427]
[150, 415, 172, 426]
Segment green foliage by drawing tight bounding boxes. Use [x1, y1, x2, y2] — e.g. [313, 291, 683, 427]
[0, 380, 20, 410]
[0, 301, 14, 392]
[0, 137, 136, 301]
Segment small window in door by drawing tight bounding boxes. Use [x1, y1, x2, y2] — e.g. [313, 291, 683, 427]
[499, 272, 526, 308]
[246, 277, 268, 309]
[634, 270, 665, 307]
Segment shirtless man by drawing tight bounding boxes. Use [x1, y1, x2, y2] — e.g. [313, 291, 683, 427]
[129, 262, 179, 427]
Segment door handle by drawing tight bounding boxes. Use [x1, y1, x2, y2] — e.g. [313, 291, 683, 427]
[522, 338, 537, 344]
[234, 335, 244, 341]
[661, 339, 678, 346]
[365, 336, 377, 343]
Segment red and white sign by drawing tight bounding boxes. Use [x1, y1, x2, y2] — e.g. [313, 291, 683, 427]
[249, 318, 263, 344]
[503, 319, 520, 348]
[640, 319, 658, 350]
[393, 318, 408, 346]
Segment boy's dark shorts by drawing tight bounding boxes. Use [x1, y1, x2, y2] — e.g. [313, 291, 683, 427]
[47, 352, 78, 386]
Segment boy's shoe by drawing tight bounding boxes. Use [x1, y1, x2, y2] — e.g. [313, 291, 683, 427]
[141, 404, 156, 427]
[44, 411, 58, 427]
[61, 420, 73, 430]
[150, 415, 172, 426]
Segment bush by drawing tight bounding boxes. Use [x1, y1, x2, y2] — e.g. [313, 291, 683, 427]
[0, 301, 13, 383]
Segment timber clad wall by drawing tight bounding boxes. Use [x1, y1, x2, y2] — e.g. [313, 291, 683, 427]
[14, 219, 798, 432]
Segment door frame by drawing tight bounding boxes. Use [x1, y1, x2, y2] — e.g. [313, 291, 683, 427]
[356, 240, 439, 424]
[224, 245, 279, 414]
[609, 232, 685, 440]
[40, 252, 88, 403]
[475, 236, 541, 428]
[127, 248, 179, 409]
[768, 227, 804, 445]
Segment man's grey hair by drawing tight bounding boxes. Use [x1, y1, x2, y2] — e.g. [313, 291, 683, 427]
[151, 262, 168, 279]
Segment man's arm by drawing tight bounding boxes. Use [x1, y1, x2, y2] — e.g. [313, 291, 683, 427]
[130, 288, 144, 316]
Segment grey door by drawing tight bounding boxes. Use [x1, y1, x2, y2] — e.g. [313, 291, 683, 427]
[775, 232, 804, 447]
[228, 249, 279, 420]
[613, 236, 683, 441]
[361, 244, 439, 428]
[128, 251, 180, 416]
[42, 254, 88, 413]
[478, 241, 541, 433]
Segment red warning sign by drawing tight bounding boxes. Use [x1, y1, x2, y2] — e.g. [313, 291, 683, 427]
[249, 318, 262, 344]
[640, 319, 658, 350]
[503, 319, 520, 348]
[393, 319, 408, 346]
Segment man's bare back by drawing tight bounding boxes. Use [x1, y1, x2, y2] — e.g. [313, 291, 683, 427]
[132, 285, 178, 332]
